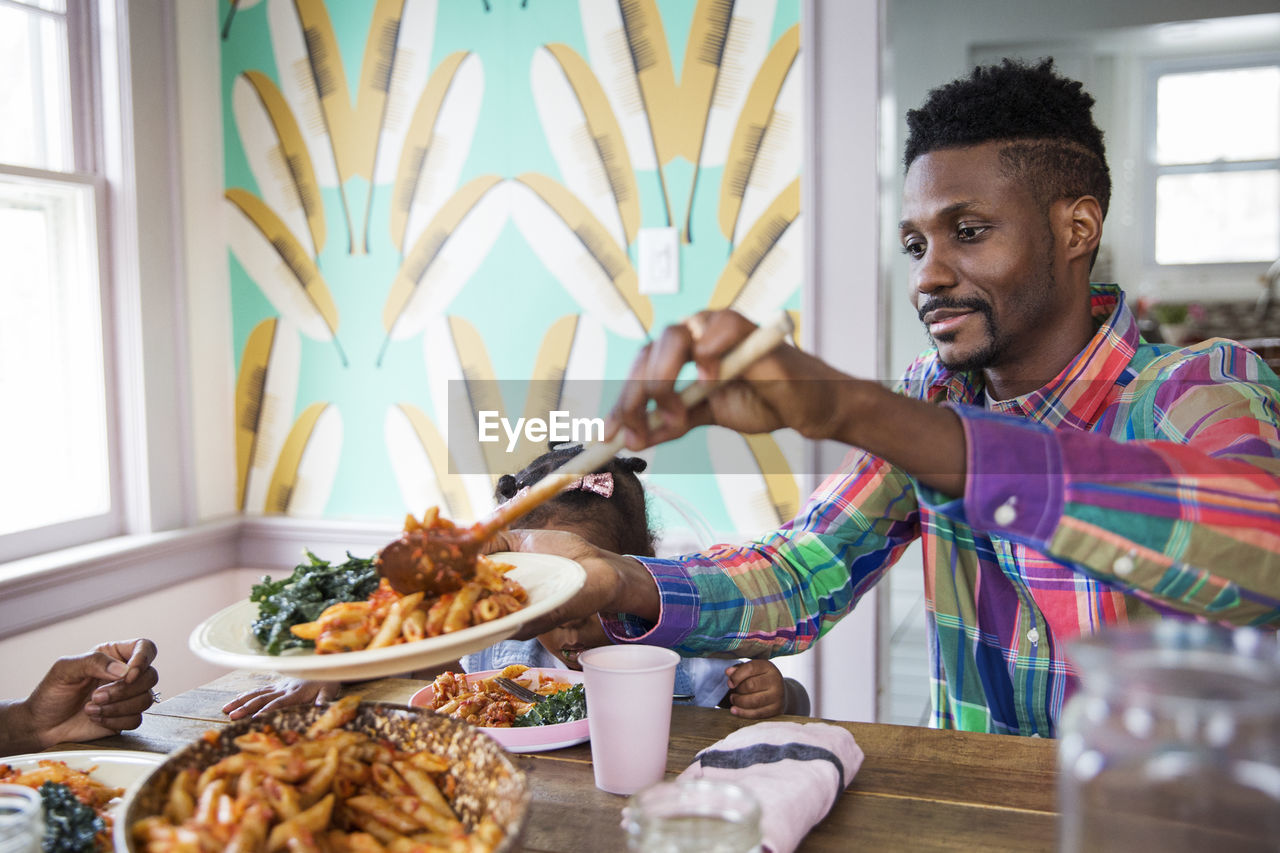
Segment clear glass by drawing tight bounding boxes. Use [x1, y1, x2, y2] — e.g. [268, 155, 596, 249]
[0, 174, 110, 536]
[1156, 66, 1280, 165]
[1058, 622, 1280, 853]
[0, 784, 43, 853]
[1154, 170, 1280, 264]
[623, 778, 763, 853]
[0, 4, 72, 171]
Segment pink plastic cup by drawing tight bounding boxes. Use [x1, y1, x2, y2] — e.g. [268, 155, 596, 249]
[579, 644, 681, 795]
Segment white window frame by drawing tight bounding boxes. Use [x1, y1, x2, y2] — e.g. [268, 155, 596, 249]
[1141, 52, 1280, 283]
[0, 0, 124, 562]
[0, 0, 220, 606]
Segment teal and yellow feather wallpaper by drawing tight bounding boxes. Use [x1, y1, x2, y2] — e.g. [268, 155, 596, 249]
[220, 0, 803, 538]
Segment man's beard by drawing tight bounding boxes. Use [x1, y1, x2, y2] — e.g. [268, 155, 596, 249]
[921, 297, 1002, 372]
[922, 241, 1058, 374]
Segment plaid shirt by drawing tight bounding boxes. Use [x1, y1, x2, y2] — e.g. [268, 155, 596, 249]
[612, 285, 1280, 736]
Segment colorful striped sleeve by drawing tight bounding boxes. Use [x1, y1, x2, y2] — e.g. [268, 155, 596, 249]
[609, 449, 923, 657]
[949, 344, 1280, 627]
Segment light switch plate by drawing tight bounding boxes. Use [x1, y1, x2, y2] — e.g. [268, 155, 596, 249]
[638, 226, 680, 294]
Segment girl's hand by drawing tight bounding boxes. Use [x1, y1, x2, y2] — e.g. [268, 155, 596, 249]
[724, 659, 787, 719]
[221, 679, 340, 720]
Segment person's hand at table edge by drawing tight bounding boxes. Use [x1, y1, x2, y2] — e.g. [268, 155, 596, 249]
[0, 638, 159, 756]
[222, 678, 341, 720]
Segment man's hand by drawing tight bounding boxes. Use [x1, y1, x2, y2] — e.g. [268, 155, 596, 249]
[724, 659, 787, 719]
[608, 309, 969, 496]
[609, 310, 857, 450]
[2, 639, 159, 754]
[485, 529, 661, 637]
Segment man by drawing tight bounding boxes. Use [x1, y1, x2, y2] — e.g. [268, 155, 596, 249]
[0, 638, 159, 755]
[496, 59, 1280, 736]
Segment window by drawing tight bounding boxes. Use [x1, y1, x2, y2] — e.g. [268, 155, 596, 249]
[1146, 56, 1280, 267]
[0, 0, 119, 559]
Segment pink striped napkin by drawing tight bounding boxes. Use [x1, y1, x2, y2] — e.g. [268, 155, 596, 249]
[677, 721, 863, 853]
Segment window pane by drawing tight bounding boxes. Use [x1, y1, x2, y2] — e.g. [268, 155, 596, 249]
[9, 1, 67, 12]
[0, 175, 110, 535]
[1154, 170, 1280, 265]
[1156, 66, 1280, 165]
[0, 4, 72, 171]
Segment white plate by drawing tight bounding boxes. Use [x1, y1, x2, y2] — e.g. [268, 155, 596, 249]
[1, 749, 165, 827]
[409, 668, 590, 753]
[189, 552, 586, 681]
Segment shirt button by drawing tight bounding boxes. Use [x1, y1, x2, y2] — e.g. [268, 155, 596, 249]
[1027, 627, 1040, 644]
[1113, 552, 1136, 577]
[994, 496, 1018, 526]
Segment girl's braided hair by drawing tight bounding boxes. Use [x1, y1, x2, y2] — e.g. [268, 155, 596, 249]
[494, 442, 657, 557]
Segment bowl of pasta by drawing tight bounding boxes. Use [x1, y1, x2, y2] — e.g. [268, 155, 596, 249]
[118, 695, 529, 853]
[410, 666, 591, 753]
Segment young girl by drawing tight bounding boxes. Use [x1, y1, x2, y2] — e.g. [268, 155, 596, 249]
[223, 444, 806, 719]
[462, 443, 804, 718]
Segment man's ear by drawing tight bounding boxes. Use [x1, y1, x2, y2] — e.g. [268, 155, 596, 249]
[1059, 195, 1103, 263]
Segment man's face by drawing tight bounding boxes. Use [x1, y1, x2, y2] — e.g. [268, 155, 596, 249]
[900, 143, 1067, 374]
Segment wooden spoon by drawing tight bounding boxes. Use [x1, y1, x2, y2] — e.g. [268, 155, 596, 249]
[377, 311, 795, 595]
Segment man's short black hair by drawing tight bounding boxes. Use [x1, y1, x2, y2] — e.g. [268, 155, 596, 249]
[904, 57, 1111, 220]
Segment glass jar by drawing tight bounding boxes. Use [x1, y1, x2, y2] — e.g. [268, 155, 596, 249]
[1058, 622, 1280, 853]
[623, 778, 763, 853]
[0, 785, 43, 853]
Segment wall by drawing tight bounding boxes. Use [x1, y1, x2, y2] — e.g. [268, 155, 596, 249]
[217, 0, 808, 544]
[0, 0, 883, 724]
[0, 568, 262, 698]
[205, 0, 880, 722]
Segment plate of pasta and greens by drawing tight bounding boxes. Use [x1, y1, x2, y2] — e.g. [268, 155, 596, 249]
[410, 666, 590, 753]
[188, 515, 585, 681]
[1, 750, 165, 852]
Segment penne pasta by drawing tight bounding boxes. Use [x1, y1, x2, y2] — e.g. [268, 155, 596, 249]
[132, 715, 506, 853]
[366, 602, 404, 649]
[442, 584, 480, 634]
[401, 608, 427, 642]
[283, 509, 528, 657]
[426, 668, 578, 728]
[346, 794, 420, 834]
[165, 768, 197, 824]
[393, 763, 455, 820]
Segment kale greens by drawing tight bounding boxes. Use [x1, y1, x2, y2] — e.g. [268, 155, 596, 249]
[38, 781, 104, 853]
[250, 551, 378, 654]
[513, 683, 587, 727]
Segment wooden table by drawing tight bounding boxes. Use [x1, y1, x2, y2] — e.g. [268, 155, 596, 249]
[76, 671, 1060, 851]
